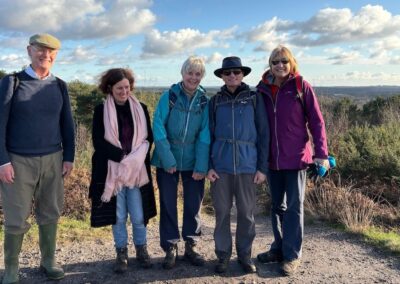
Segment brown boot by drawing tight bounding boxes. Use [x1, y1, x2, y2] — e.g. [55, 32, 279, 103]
[114, 247, 128, 274]
[162, 244, 178, 270]
[282, 258, 301, 276]
[136, 245, 152, 269]
[184, 240, 205, 266]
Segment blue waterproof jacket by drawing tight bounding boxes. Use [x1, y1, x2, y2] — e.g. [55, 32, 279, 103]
[151, 83, 210, 174]
[209, 83, 269, 175]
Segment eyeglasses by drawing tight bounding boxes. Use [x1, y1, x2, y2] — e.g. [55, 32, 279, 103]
[222, 70, 242, 76]
[271, 59, 289, 65]
[30, 45, 58, 56]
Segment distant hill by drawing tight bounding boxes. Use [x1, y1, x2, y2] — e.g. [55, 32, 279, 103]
[313, 86, 400, 99]
[137, 85, 400, 103]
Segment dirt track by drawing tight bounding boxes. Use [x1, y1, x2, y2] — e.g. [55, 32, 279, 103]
[1, 211, 399, 284]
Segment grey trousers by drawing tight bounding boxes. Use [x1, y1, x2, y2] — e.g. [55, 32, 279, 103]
[0, 151, 64, 234]
[211, 173, 256, 260]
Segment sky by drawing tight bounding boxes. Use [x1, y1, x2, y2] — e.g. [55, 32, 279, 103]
[0, 0, 399, 87]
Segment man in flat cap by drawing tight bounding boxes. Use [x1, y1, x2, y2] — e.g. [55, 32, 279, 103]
[0, 33, 75, 283]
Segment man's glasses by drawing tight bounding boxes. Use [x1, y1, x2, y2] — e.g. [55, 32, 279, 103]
[30, 45, 57, 56]
[271, 59, 289, 65]
[222, 69, 242, 76]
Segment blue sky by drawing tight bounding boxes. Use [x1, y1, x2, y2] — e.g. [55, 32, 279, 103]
[0, 0, 399, 87]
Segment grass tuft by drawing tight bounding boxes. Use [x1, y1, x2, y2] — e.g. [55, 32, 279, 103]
[362, 226, 400, 255]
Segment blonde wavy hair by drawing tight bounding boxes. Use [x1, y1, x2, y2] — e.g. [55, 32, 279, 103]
[269, 45, 299, 74]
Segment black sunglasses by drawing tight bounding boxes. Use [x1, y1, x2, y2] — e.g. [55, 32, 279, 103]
[271, 59, 289, 65]
[222, 70, 242, 76]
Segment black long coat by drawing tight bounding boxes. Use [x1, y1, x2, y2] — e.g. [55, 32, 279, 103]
[89, 102, 157, 228]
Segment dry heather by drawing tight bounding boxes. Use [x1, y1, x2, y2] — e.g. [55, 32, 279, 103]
[63, 168, 91, 220]
[305, 178, 377, 230]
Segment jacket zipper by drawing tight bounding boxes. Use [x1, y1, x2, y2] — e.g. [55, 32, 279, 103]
[266, 89, 280, 170]
[181, 92, 198, 168]
[231, 97, 236, 175]
[231, 90, 248, 175]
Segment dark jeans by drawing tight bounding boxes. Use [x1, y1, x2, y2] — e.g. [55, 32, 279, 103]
[268, 169, 306, 261]
[156, 168, 204, 251]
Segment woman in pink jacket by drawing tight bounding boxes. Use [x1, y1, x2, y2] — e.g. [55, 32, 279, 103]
[256, 45, 329, 276]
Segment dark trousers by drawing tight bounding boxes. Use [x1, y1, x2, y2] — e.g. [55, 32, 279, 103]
[268, 169, 306, 261]
[156, 168, 204, 251]
[211, 173, 256, 260]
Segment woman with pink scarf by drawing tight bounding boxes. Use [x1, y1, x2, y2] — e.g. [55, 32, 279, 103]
[89, 68, 156, 273]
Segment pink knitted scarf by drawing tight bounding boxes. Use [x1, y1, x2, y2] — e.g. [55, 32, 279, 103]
[101, 95, 149, 202]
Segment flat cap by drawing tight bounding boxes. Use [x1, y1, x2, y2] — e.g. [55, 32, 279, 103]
[29, 33, 61, 50]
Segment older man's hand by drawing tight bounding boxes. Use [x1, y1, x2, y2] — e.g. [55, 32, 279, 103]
[0, 164, 15, 184]
[253, 170, 266, 185]
[62, 162, 74, 178]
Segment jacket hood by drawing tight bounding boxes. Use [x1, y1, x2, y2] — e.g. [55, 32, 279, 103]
[261, 69, 274, 86]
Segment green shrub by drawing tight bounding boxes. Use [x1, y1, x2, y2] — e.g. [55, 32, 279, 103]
[362, 95, 400, 126]
[338, 121, 400, 180]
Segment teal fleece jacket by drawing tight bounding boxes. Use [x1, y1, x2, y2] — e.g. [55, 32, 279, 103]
[151, 83, 210, 174]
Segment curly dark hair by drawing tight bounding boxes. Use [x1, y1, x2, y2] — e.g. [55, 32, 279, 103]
[98, 68, 135, 94]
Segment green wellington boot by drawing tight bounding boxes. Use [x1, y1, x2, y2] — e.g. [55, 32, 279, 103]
[38, 224, 65, 280]
[2, 233, 24, 284]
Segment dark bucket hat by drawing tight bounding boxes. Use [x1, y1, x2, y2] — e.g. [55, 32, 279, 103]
[214, 56, 251, 78]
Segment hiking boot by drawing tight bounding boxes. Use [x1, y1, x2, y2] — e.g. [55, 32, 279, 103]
[257, 250, 283, 263]
[114, 247, 128, 274]
[136, 245, 152, 269]
[162, 244, 178, 270]
[38, 224, 65, 280]
[281, 258, 301, 276]
[184, 240, 205, 266]
[214, 258, 229, 274]
[238, 257, 257, 274]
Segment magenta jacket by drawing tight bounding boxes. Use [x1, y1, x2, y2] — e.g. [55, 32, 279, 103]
[256, 71, 328, 170]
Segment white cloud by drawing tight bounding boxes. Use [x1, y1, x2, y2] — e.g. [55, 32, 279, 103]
[243, 5, 400, 52]
[328, 51, 361, 65]
[368, 36, 400, 61]
[241, 17, 291, 52]
[311, 70, 400, 86]
[70, 69, 96, 83]
[58, 45, 97, 65]
[141, 27, 236, 58]
[392, 56, 400, 65]
[205, 52, 223, 64]
[0, 53, 27, 69]
[293, 5, 399, 46]
[0, 0, 156, 39]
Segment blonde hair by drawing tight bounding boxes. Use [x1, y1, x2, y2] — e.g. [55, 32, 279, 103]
[269, 45, 299, 74]
[181, 56, 206, 78]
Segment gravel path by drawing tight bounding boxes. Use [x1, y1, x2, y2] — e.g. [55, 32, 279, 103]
[1, 212, 399, 284]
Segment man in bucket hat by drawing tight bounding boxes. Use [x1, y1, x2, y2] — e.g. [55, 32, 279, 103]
[0, 33, 75, 283]
[207, 56, 270, 274]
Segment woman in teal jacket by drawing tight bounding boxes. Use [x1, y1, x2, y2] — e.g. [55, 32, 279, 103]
[151, 56, 210, 269]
